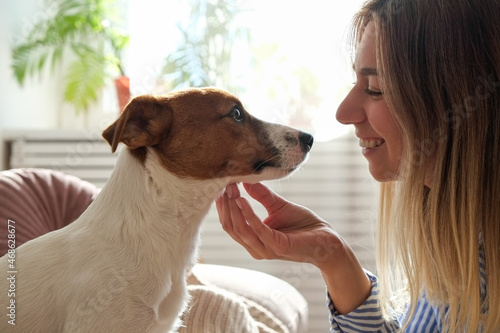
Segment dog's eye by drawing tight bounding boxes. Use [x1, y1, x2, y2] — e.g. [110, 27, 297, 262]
[229, 108, 244, 122]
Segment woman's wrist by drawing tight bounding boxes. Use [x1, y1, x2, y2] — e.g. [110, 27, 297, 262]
[318, 238, 372, 315]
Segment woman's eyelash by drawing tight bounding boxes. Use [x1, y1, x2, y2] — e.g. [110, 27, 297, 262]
[351, 81, 383, 97]
[365, 88, 383, 96]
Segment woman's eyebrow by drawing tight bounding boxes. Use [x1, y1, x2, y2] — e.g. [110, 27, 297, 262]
[360, 68, 378, 76]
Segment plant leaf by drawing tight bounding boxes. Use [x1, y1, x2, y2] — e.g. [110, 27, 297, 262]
[64, 51, 108, 112]
[11, 42, 61, 85]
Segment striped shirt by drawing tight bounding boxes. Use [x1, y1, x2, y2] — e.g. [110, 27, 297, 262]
[328, 249, 487, 332]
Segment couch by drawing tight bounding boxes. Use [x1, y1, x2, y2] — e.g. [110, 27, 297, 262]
[0, 168, 308, 333]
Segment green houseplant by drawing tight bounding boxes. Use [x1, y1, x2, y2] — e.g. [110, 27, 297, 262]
[11, 0, 129, 113]
[161, 0, 249, 92]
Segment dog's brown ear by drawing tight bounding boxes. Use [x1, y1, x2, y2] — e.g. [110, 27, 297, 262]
[102, 95, 173, 152]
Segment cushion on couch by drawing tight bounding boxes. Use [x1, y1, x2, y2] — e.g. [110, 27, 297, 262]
[0, 168, 99, 256]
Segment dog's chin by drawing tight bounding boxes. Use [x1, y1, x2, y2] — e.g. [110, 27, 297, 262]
[236, 164, 304, 184]
[232, 152, 309, 184]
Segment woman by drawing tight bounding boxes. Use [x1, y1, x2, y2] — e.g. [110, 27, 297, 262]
[217, 0, 500, 331]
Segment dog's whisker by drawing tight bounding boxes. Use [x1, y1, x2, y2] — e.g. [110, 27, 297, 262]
[252, 155, 282, 173]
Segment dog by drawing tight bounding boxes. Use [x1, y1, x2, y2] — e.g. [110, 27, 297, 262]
[0, 87, 313, 332]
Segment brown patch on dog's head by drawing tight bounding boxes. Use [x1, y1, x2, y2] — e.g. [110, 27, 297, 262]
[152, 88, 275, 179]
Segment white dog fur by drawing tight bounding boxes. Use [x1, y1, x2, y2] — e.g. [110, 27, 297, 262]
[0, 88, 313, 332]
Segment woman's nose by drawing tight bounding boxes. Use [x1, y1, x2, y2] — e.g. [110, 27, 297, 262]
[336, 87, 366, 125]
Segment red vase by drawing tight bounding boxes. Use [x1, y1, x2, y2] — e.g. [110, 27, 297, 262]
[114, 75, 130, 113]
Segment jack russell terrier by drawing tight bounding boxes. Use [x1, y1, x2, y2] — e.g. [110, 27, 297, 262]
[0, 88, 313, 332]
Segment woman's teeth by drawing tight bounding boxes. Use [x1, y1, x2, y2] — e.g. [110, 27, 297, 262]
[359, 138, 384, 148]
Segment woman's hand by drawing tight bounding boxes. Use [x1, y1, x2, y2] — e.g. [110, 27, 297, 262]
[216, 182, 372, 314]
[216, 182, 341, 268]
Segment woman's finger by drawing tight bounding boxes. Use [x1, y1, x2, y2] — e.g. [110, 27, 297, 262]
[225, 183, 241, 200]
[216, 186, 267, 257]
[236, 196, 270, 236]
[216, 192, 230, 227]
[243, 182, 288, 215]
[227, 195, 253, 237]
[216, 183, 241, 228]
[235, 196, 288, 259]
[228, 196, 269, 252]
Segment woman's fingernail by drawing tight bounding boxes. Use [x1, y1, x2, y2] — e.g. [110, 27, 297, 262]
[225, 185, 233, 199]
[235, 198, 243, 209]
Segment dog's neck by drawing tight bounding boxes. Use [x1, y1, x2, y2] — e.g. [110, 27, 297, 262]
[84, 148, 229, 262]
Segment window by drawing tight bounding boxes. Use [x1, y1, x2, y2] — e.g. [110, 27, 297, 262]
[128, 0, 366, 141]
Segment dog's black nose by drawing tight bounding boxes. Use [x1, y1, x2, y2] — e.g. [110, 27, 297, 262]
[299, 131, 314, 152]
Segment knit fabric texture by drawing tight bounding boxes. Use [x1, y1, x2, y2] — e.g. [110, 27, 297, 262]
[180, 273, 289, 333]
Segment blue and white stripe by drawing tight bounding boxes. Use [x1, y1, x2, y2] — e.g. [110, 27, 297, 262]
[328, 248, 487, 332]
[328, 272, 400, 332]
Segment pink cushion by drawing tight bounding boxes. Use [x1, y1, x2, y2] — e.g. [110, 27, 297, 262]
[0, 168, 99, 256]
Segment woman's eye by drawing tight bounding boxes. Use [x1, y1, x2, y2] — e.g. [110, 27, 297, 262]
[230, 108, 244, 122]
[365, 88, 383, 97]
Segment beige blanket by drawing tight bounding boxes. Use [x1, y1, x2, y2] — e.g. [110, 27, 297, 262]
[181, 272, 289, 333]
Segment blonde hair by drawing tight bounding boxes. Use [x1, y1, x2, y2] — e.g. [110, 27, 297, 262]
[351, 0, 500, 331]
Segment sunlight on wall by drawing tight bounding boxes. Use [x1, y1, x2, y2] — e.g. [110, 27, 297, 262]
[128, 0, 366, 141]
